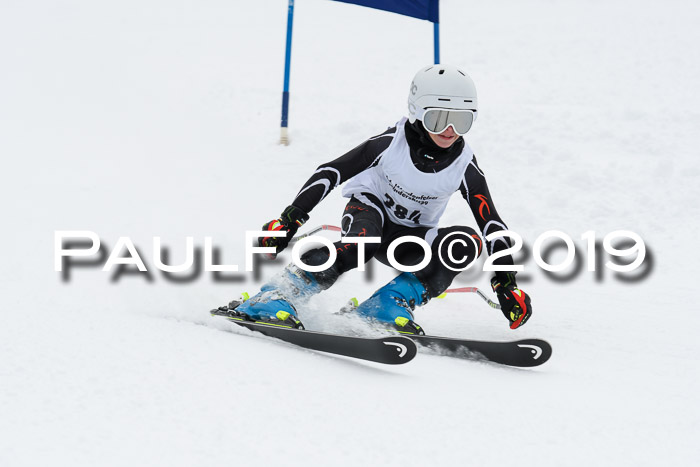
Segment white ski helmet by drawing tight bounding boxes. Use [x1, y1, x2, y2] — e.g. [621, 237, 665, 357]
[407, 65, 478, 124]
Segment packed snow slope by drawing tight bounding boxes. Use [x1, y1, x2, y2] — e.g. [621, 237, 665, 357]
[2, 0, 700, 465]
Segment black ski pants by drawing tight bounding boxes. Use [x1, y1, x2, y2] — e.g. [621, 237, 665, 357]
[302, 194, 482, 298]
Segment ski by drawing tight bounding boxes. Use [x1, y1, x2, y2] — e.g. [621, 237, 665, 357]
[407, 334, 552, 367]
[210, 307, 417, 365]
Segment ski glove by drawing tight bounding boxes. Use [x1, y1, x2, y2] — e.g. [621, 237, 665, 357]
[491, 272, 532, 329]
[260, 205, 309, 258]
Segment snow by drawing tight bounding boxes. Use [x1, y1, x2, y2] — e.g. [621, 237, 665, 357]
[2, 0, 700, 465]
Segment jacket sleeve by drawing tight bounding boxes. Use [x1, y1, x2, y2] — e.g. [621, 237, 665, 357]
[459, 155, 515, 268]
[290, 126, 396, 214]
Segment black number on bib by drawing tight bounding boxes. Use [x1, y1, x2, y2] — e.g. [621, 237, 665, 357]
[384, 193, 422, 225]
[383, 194, 395, 209]
[408, 210, 422, 223]
[395, 205, 408, 219]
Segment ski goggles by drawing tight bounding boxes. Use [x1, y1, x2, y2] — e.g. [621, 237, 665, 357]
[419, 108, 475, 136]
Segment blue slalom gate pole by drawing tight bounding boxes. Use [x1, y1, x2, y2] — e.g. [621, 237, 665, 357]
[433, 21, 440, 64]
[280, 0, 295, 145]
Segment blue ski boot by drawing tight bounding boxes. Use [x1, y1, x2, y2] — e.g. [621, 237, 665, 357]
[231, 265, 322, 329]
[354, 272, 428, 335]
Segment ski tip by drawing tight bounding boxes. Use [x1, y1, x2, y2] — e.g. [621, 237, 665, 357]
[513, 339, 552, 367]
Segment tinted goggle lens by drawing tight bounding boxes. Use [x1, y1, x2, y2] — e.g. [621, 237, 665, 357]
[422, 109, 474, 135]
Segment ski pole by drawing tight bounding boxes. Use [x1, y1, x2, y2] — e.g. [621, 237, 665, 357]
[438, 287, 502, 310]
[290, 224, 342, 243]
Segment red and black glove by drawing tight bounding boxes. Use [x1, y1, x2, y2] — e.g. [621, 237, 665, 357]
[491, 272, 532, 329]
[260, 205, 309, 258]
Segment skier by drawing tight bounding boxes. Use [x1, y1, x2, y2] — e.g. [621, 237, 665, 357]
[231, 64, 532, 335]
